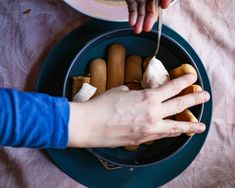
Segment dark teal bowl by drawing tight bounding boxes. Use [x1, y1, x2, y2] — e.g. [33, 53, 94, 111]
[63, 28, 204, 167]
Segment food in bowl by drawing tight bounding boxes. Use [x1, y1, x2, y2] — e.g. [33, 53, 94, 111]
[71, 43, 202, 150]
[169, 64, 203, 136]
[62, 28, 205, 167]
[89, 58, 107, 96]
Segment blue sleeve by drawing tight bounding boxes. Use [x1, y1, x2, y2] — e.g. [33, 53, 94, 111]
[0, 88, 70, 148]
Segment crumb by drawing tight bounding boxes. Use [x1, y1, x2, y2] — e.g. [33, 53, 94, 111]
[22, 9, 31, 15]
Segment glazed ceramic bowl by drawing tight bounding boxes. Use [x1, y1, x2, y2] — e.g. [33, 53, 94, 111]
[63, 28, 204, 167]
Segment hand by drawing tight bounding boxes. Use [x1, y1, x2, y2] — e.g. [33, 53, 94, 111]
[68, 74, 210, 148]
[125, 0, 171, 33]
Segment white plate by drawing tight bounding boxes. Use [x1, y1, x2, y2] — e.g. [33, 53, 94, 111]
[63, 0, 128, 22]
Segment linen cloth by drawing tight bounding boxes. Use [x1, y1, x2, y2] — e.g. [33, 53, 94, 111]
[0, 0, 234, 187]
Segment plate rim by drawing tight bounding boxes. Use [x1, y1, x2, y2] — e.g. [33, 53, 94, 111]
[35, 20, 213, 187]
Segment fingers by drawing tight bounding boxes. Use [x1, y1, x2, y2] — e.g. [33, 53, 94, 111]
[149, 120, 206, 135]
[162, 91, 210, 117]
[162, 119, 206, 134]
[139, 132, 181, 144]
[143, 0, 157, 32]
[134, 0, 146, 33]
[133, 119, 205, 144]
[157, 74, 197, 101]
[126, 0, 156, 34]
[126, 0, 172, 33]
[126, 0, 138, 26]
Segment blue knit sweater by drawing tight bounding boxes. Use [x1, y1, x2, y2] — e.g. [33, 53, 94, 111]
[0, 89, 69, 148]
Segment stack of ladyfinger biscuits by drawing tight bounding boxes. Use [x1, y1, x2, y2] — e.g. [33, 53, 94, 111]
[72, 44, 202, 151]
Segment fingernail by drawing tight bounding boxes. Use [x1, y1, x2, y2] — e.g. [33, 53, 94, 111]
[135, 28, 141, 34]
[189, 74, 197, 82]
[196, 124, 206, 133]
[203, 91, 210, 101]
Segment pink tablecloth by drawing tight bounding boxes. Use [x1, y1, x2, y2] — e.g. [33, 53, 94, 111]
[0, 0, 234, 187]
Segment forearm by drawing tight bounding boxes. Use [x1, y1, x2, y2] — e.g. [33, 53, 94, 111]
[0, 89, 69, 148]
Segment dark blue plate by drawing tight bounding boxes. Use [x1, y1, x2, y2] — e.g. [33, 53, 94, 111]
[36, 20, 213, 188]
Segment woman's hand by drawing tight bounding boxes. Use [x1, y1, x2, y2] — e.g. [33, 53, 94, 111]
[68, 74, 210, 148]
[125, 0, 171, 33]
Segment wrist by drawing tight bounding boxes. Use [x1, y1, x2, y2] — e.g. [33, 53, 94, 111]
[68, 102, 88, 147]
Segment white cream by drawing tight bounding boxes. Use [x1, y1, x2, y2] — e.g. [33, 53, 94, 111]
[73, 83, 97, 102]
[141, 56, 170, 89]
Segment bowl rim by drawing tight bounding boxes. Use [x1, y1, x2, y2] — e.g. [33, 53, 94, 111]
[62, 28, 204, 167]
